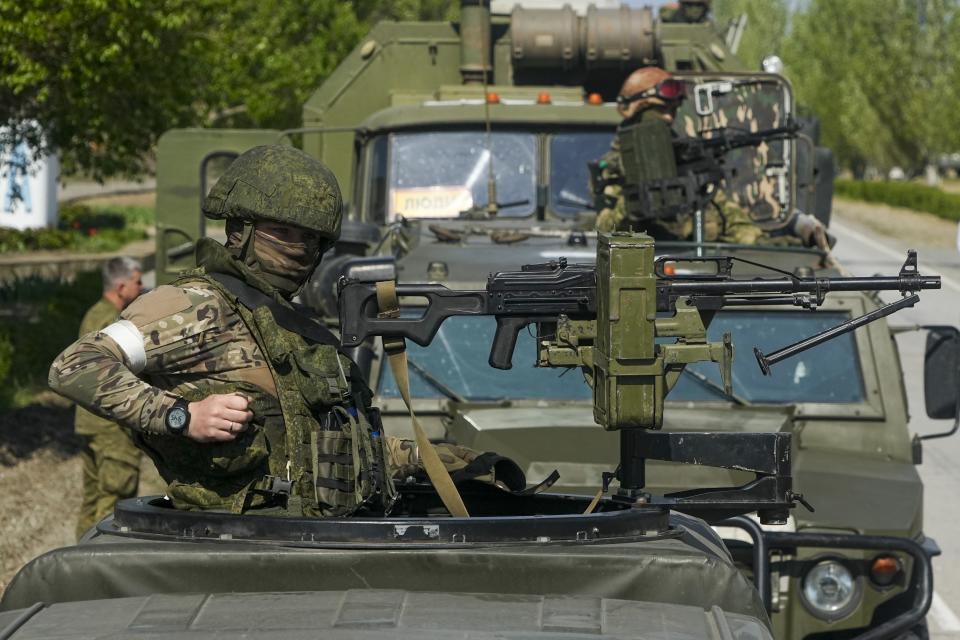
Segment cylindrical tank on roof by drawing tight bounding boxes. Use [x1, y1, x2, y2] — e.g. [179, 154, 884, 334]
[460, 0, 493, 84]
[510, 4, 657, 73]
[509, 5, 580, 71]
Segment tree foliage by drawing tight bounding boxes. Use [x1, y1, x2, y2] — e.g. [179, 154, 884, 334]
[784, 0, 960, 173]
[0, 0, 208, 179]
[353, 0, 459, 23]
[1, 0, 957, 178]
[0, 0, 383, 179]
[202, 1, 366, 130]
[712, 0, 789, 72]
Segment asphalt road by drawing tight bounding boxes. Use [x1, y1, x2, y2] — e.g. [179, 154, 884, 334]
[829, 215, 960, 637]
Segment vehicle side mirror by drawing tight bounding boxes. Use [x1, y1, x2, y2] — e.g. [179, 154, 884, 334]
[924, 325, 960, 419]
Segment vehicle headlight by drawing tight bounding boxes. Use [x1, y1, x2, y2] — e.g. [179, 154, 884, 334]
[801, 559, 861, 620]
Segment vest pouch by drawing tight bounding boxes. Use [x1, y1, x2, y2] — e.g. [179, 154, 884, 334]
[294, 344, 349, 411]
[309, 407, 359, 514]
[359, 407, 397, 510]
[257, 319, 346, 412]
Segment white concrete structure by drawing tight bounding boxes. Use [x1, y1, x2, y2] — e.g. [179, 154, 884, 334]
[0, 137, 58, 230]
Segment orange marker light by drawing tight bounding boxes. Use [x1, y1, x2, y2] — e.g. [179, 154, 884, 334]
[662, 262, 677, 276]
[587, 92, 603, 105]
[485, 91, 500, 104]
[869, 555, 902, 587]
[537, 91, 551, 104]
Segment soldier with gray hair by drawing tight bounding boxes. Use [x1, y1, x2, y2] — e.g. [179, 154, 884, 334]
[72, 255, 143, 538]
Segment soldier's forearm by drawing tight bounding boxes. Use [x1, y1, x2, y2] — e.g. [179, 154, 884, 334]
[49, 333, 177, 435]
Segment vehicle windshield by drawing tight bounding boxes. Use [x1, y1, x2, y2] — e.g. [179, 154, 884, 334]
[378, 316, 593, 401]
[379, 131, 537, 220]
[549, 132, 614, 216]
[668, 311, 866, 404]
[379, 311, 866, 405]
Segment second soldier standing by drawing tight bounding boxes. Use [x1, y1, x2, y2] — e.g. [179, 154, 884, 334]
[74, 256, 143, 538]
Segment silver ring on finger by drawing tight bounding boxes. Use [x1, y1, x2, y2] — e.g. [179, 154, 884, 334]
[228, 421, 236, 433]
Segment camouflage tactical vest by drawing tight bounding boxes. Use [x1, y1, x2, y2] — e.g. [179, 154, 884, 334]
[136, 272, 396, 517]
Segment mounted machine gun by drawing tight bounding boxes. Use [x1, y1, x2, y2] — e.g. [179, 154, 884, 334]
[339, 233, 938, 523]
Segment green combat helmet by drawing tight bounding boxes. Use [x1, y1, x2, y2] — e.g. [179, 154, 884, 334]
[202, 144, 343, 249]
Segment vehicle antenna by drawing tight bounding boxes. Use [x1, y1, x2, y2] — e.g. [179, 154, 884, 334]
[480, 0, 497, 217]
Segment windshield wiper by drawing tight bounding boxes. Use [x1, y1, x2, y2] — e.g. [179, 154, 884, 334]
[407, 357, 467, 404]
[680, 367, 750, 406]
[555, 189, 592, 210]
[459, 198, 531, 219]
[556, 196, 592, 210]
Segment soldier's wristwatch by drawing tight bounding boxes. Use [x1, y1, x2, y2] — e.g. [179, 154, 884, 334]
[164, 398, 191, 436]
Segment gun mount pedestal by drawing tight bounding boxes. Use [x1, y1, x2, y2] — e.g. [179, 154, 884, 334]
[614, 429, 794, 525]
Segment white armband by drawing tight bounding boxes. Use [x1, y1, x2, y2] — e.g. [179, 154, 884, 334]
[101, 320, 147, 374]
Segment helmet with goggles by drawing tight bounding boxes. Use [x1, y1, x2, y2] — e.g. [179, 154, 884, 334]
[202, 145, 342, 247]
[616, 67, 685, 117]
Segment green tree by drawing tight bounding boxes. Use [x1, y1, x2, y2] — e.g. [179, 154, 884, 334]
[202, 1, 367, 130]
[352, 0, 459, 23]
[0, 0, 209, 179]
[0, 0, 372, 178]
[784, 0, 960, 173]
[713, 0, 789, 71]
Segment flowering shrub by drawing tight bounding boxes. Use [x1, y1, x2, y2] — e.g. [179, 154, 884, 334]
[0, 203, 150, 253]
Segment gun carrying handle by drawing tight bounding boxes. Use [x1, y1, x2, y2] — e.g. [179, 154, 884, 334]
[489, 317, 527, 370]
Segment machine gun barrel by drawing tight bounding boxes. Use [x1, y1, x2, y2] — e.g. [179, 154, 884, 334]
[339, 249, 940, 373]
[658, 274, 940, 310]
[337, 234, 939, 519]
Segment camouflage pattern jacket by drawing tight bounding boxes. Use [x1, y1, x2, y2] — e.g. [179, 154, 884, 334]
[50, 240, 400, 515]
[74, 297, 121, 436]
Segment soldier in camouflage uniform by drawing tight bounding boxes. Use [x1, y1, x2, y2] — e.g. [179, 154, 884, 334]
[50, 145, 519, 519]
[594, 66, 765, 243]
[660, 0, 711, 23]
[74, 257, 143, 538]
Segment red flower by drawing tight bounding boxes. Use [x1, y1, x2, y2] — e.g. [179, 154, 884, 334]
[87, 228, 97, 236]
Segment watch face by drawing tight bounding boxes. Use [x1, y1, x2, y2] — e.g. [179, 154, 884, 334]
[167, 407, 188, 430]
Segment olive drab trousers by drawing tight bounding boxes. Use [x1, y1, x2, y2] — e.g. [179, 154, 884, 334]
[76, 428, 141, 539]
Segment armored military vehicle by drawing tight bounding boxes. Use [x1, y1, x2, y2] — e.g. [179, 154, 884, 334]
[353, 221, 949, 639]
[140, 4, 932, 639]
[0, 232, 936, 640]
[153, 1, 833, 284]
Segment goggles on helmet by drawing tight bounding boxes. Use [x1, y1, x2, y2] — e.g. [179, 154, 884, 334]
[617, 78, 685, 106]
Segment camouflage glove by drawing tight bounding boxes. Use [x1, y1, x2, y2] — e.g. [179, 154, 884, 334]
[386, 437, 526, 492]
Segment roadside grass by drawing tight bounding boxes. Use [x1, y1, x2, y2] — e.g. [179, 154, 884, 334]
[835, 179, 960, 221]
[0, 271, 102, 409]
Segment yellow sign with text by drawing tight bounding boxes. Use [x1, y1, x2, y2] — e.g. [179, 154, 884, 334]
[391, 186, 473, 219]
